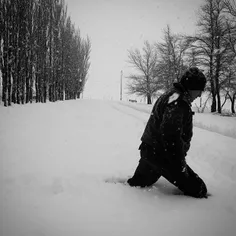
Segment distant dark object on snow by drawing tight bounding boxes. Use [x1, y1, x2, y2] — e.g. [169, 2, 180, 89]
[129, 99, 137, 103]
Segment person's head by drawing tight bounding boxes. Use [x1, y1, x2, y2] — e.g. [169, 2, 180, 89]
[180, 67, 206, 102]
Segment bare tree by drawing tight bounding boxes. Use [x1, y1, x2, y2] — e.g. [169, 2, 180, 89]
[127, 41, 160, 104]
[0, 0, 91, 106]
[185, 48, 203, 67]
[223, 0, 236, 57]
[155, 25, 190, 91]
[221, 58, 236, 113]
[190, 0, 217, 112]
[223, 0, 236, 113]
[77, 36, 91, 98]
[224, 0, 236, 17]
[188, 0, 235, 113]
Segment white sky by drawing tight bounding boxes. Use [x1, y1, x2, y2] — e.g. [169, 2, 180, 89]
[65, 0, 204, 100]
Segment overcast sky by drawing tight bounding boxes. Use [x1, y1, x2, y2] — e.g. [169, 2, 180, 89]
[65, 0, 204, 101]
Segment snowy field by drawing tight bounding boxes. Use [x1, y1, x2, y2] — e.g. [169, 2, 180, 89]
[1, 99, 236, 236]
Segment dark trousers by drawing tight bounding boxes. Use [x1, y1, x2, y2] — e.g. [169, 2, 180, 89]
[128, 143, 208, 198]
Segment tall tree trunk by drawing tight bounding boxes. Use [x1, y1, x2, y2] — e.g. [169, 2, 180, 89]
[209, 55, 217, 112]
[2, 0, 9, 107]
[215, 60, 221, 113]
[231, 94, 235, 113]
[11, 0, 18, 104]
[7, 57, 11, 106]
[147, 94, 152, 104]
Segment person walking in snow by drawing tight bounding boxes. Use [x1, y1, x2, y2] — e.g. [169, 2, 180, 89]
[127, 67, 208, 198]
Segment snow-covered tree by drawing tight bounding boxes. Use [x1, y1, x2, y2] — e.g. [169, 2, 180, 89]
[0, 0, 91, 106]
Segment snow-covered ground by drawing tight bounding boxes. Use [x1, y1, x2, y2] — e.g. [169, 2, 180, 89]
[1, 99, 236, 236]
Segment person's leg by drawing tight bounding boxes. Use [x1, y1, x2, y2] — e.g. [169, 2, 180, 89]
[163, 165, 208, 198]
[127, 143, 161, 187]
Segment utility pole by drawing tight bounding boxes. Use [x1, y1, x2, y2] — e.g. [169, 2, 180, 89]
[120, 70, 123, 101]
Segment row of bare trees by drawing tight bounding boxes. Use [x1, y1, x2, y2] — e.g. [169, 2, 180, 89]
[0, 0, 91, 107]
[127, 0, 236, 114]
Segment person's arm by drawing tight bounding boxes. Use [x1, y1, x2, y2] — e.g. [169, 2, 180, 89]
[159, 101, 187, 171]
[182, 111, 194, 155]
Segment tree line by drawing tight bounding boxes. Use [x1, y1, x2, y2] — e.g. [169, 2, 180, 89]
[127, 0, 236, 114]
[0, 0, 91, 107]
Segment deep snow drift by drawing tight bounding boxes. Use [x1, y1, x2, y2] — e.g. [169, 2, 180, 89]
[1, 99, 236, 236]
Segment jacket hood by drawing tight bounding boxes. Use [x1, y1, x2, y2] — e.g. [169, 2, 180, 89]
[173, 83, 192, 106]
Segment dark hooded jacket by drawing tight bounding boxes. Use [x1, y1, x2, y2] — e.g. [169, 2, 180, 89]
[141, 83, 194, 171]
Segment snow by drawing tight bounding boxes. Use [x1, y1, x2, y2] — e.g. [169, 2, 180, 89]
[167, 93, 180, 104]
[1, 99, 236, 236]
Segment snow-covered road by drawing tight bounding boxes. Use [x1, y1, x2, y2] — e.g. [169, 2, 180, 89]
[1, 99, 236, 236]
